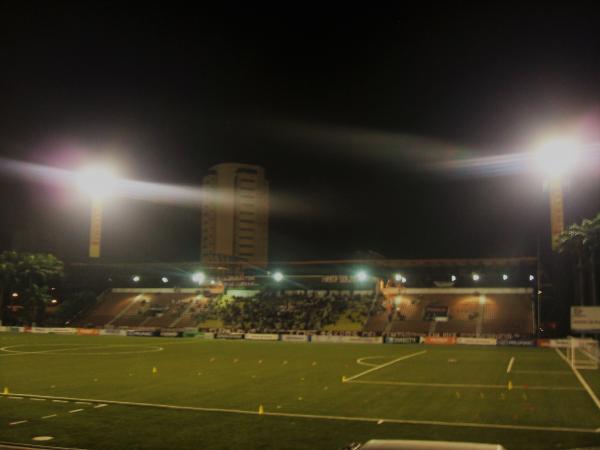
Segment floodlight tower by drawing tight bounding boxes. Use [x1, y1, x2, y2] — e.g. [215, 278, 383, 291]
[533, 136, 581, 250]
[76, 166, 118, 258]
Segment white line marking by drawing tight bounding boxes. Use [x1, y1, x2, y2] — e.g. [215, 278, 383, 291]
[1, 391, 596, 434]
[346, 379, 583, 390]
[0, 439, 87, 450]
[9, 420, 27, 425]
[8, 396, 23, 400]
[69, 409, 84, 413]
[52, 400, 68, 403]
[506, 356, 515, 373]
[555, 348, 600, 410]
[75, 401, 92, 405]
[42, 414, 57, 419]
[93, 404, 107, 409]
[30, 398, 46, 401]
[513, 370, 570, 374]
[356, 356, 386, 367]
[344, 350, 427, 382]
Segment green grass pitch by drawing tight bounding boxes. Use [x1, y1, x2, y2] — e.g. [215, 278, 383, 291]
[1, 333, 600, 450]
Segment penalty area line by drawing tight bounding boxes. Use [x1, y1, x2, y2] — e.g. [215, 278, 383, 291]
[343, 350, 427, 382]
[555, 348, 600, 410]
[0, 392, 597, 434]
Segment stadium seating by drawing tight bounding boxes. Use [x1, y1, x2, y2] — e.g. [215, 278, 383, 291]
[78, 288, 533, 337]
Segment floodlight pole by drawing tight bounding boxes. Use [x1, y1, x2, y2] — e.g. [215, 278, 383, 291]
[89, 198, 103, 258]
[548, 178, 565, 251]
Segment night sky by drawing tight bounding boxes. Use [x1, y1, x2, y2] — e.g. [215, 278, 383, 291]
[1, 3, 600, 262]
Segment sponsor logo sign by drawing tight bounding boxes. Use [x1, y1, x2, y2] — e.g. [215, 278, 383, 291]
[30, 327, 77, 335]
[422, 336, 457, 345]
[456, 337, 497, 346]
[77, 328, 100, 336]
[497, 339, 536, 347]
[159, 331, 181, 338]
[126, 330, 156, 337]
[215, 332, 244, 340]
[385, 336, 420, 344]
[245, 333, 279, 341]
[281, 334, 309, 342]
[571, 306, 600, 332]
[100, 329, 127, 336]
[312, 335, 381, 344]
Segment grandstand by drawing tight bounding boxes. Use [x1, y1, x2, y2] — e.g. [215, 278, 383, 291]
[77, 285, 534, 338]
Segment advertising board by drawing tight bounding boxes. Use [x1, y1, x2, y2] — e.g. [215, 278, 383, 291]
[245, 333, 279, 341]
[385, 336, 420, 344]
[281, 334, 309, 342]
[421, 336, 457, 345]
[77, 328, 100, 336]
[571, 306, 600, 332]
[456, 337, 497, 346]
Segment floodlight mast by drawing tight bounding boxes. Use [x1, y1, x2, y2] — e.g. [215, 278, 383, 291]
[533, 135, 581, 250]
[76, 166, 118, 258]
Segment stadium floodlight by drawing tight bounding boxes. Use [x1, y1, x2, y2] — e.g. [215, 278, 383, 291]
[132, 275, 140, 282]
[76, 165, 118, 200]
[161, 277, 169, 283]
[50, 299, 58, 305]
[76, 164, 119, 259]
[356, 270, 368, 282]
[450, 275, 457, 282]
[401, 276, 407, 283]
[472, 273, 480, 281]
[273, 271, 284, 282]
[192, 272, 206, 284]
[11, 292, 18, 298]
[533, 135, 582, 180]
[529, 274, 535, 281]
[394, 273, 403, 282]
[502, 274, 509, 281]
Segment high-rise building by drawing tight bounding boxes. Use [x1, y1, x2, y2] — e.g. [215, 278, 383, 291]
[201, 163, 269, 265]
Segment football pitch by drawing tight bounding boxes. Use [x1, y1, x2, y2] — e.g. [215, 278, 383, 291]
[1, 333, 600, 450]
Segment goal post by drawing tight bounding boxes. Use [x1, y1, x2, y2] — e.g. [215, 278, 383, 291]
[566, 336, 599, 370]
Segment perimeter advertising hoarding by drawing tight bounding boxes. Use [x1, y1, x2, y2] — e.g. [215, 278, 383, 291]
[281, 334, 309, 342]
[245, 333, 279, 341]
[385, 336, 420, 344]
[571, 306, 600, 332]
[312, 335, 382, 344]
[456, 337, 497, 346]
[421, 336, 457, 345]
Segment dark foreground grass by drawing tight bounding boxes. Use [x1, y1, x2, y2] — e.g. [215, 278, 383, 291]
[1, 333, 600, 450]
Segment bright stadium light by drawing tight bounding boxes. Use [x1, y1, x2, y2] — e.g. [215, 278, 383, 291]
[450, 275, 457, 282]
[394, 273, 403, 282]
[273, 271, 284, 282]
[401, 276, 407, 283]
[356, 270, 368, 282]
[76, 165, 118, 199]
[533, 135, 582, 180]
[472, 273, 480, 282]
[192, 272, 206, 284]
[11, 292, 18, 298]
[502, 274, 509, 281]
[161, 277, 169, 283]
[132, 275, 140, 282]
[529, 274, 535, 281]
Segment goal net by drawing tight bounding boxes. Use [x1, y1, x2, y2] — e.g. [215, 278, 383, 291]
[566, 337, 599, 370]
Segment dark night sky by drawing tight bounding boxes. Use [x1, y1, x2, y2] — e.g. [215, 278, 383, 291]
[1, 3, 599, 262]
